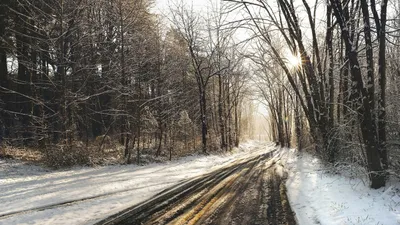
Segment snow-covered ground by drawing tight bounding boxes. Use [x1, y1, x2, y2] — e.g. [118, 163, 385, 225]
[2, 143, 399, 225]
[275, 148, 400, 225]
[0, 141, 274, 225]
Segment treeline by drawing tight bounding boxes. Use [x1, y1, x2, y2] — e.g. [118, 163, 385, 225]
[0, 0, 251, 166]
[226, 0, 400, 188]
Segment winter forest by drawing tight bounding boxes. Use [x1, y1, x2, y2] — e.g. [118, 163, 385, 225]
[1, 0, 400, 192]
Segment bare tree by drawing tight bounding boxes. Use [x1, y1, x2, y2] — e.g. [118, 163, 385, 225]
[170, 1, 231, 153]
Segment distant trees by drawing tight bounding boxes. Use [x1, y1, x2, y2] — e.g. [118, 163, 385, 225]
[170, 1, 246, 153]
[255, 62, 293, 148]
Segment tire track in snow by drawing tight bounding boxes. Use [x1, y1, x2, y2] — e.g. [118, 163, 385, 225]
[0, 182, 175, 219]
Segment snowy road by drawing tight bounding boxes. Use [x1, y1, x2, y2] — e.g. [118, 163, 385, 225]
[0, 142, 276, 225]
[95, 149, 296, 225]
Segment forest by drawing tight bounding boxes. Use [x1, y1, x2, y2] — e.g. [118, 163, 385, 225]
[0, 0, 254, 168]
[1, 0, 400, 190]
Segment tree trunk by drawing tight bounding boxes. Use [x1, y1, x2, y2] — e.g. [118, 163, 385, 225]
[218, 74, 226, 150]
[377, 0, 388, 170]
[156, 123, 163, 157]
[200, 89, 208, 154]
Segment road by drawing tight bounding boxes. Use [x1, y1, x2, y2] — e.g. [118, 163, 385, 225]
[95, 150, 296, 225]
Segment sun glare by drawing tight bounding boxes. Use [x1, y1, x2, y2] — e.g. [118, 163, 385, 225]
[285, 52, 301, 69]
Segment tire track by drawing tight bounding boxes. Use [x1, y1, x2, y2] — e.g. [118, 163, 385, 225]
[0, 182, 177, 220]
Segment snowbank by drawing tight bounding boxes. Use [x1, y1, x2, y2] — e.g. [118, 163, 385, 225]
[276, 148, 400, 225]
[0, 141, 273, 225]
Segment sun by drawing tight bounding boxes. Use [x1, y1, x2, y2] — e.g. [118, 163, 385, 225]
[285, 52, 302, 69]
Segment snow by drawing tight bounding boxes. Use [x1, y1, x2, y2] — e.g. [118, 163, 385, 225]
[0, 141, 274, 225]
[276, 148, 400, 225]
[2, 143, 399, 225]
